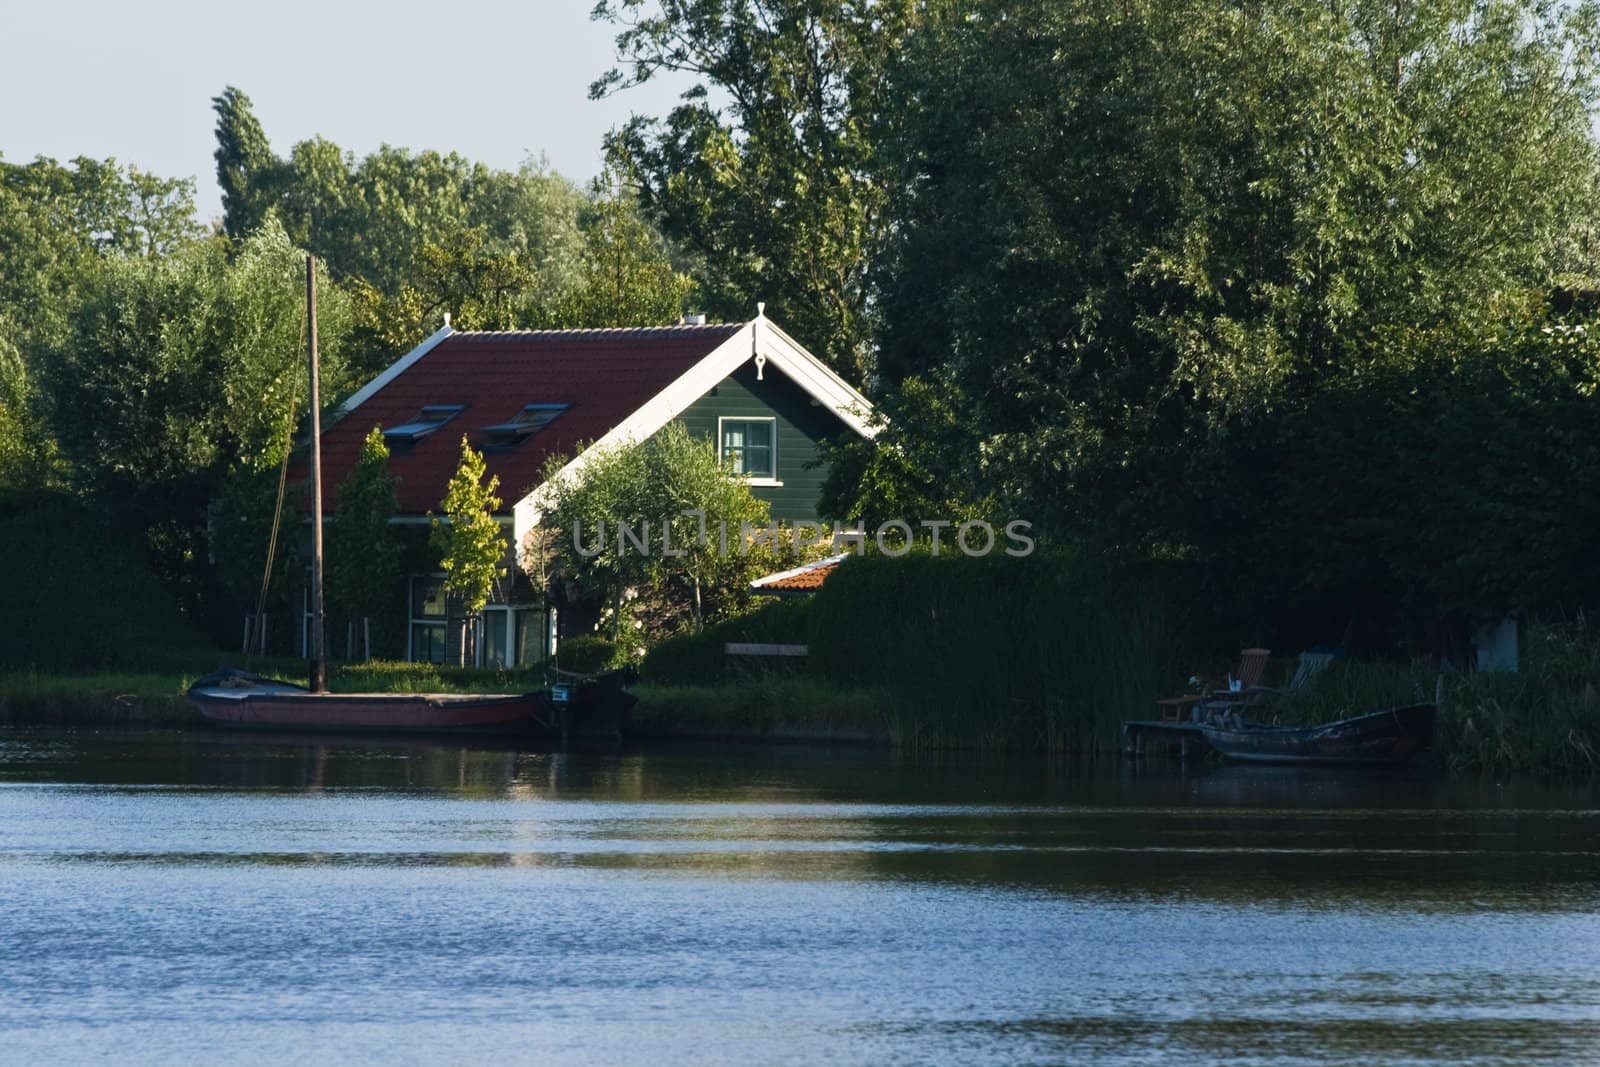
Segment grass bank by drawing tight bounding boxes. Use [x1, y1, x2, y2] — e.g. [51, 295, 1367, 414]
[0, 660, 565, 728]
[630, 680, 896, 743]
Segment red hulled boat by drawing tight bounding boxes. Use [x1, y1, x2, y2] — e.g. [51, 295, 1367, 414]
[187, 670, 555, 735]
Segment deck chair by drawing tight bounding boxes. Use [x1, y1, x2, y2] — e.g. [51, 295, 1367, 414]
[1201, 649, 1338, 719]
[1155, 648, 1271, 722]
[1258, 650, 1335, 697]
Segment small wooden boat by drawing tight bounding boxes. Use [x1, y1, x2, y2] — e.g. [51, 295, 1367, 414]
[187, 670, 555, 735]
[1199, 703, 1436, 765]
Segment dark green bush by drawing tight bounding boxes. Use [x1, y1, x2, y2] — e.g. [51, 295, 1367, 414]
[806, 553, 1198, 751]
[2, 497, 213, 671]
[641, 598, 814, 685]
[556, 635, 619, 675]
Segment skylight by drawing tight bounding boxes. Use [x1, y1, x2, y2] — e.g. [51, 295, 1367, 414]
[383, 405, 464, 443]
[481, 403, 569, 442]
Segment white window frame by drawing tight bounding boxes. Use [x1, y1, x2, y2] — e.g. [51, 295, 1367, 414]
[717, 415, 782, 486]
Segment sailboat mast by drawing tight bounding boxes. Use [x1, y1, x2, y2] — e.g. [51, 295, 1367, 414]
[306, 255, 328, 693]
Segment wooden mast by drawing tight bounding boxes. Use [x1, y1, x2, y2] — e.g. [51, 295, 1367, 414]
[307, 255, 328, 692]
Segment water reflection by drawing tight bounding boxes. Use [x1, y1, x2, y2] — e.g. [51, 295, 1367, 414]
[0, 727, 1597, 1065]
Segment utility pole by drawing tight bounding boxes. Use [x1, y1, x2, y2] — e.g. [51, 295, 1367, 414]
[307, 255, 328, 693]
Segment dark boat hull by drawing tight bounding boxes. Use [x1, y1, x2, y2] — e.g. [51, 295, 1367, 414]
[1200, 703, 1436, 765]
[187, 671, 553, 736]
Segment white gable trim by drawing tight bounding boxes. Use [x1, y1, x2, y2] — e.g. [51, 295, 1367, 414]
[338, 324, 455, 415]
[751, 553, 850, 590]
[512, 316, 877, 546]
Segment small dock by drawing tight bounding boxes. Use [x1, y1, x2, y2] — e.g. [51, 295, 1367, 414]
[1121, 720, 1210, 760]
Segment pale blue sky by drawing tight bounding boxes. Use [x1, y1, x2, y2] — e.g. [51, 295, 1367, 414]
[0, 0, 692, 223]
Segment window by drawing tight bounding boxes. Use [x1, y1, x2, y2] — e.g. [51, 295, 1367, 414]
[481, 608, 511, 668]
[409, 576, 446, 663]
[719, 418, 777, 480]
[384, 405, 464, 444]
[481, 403, 569, 445]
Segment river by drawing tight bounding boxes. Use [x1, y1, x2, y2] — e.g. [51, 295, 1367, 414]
[1, 729, 1596, 1064]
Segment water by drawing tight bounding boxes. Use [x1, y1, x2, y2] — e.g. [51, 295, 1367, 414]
[1, 730, 1597, 1065]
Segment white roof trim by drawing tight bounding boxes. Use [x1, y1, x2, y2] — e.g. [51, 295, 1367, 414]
[751, 553, 850, 590]
[513, 316, 877, 543]
[337, 324, 455, 415]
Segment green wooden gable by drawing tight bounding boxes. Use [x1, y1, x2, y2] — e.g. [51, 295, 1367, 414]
[674, 363, 846, 521]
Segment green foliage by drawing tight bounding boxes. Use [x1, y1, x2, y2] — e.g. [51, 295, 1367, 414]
[556, 635, 621, 674]
[431, 436, 508, 619]
[806, 554, 1193, 751]
[594, 0, 922, 379]
[537, 167, 693, 328]
[39, 222, 352, 617]
[331, 659, 547, 694]
[0, 497, 211, 671]
[44, 221, 352, 497]
[630, 678, 895, 738]
[326, 427, 402, 653]
[205, 464, 302, 650]
[1170, 318, 1600, 636]
[534, 421, 776, 636]
[640, 597, 813, 684]
[213, 87, 282, 242]
[867, 0, 1600, 546]
[0, 154, 203, 360]
[0, 329, 60, 492]
[1260, 622, 1600, 775]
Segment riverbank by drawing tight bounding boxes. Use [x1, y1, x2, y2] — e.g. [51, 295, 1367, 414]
[0, 670, 896, 745]
[3, 661, 1596, 774]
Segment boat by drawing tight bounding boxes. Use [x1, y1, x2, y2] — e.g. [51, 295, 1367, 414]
[1198, 703, 1436, 765]
[187, 669, 554, 735]
[188, 255, 611, 739]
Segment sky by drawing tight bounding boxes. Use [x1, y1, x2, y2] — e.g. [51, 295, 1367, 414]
[0, 0, 694, 224]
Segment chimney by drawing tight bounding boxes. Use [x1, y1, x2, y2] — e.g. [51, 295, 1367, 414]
[683, 312, 707, 326]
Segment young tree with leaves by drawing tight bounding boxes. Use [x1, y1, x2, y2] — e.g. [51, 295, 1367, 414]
[535, 422, 774, 638]
[327, 426, 402, 659]
[431, 436, 508, 666]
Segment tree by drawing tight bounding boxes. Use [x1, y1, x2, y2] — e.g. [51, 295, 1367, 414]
[864, 0, 1600, 544]
[1, 154, 204, 353]
[537, 167, 693, 328]
[41, 221, 353, 616]
[430, 436, 508, 665]
[327, 426, 402, 658]
[0, 328, 59, 492]
[212, 87, 282, 241]
[592, 0, 923, 380]
[535, 421, 774, 637]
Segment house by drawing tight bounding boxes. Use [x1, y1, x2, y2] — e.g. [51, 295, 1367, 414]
[314, 310, 875, 666]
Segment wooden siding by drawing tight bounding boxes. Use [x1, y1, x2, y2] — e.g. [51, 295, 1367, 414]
[675, 363, 846, 521]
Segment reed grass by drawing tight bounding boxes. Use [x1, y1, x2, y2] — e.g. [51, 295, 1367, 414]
[630, 679, 896, 740]
[1259, 622, 1600, 775]
[806, 553, 1194, 753]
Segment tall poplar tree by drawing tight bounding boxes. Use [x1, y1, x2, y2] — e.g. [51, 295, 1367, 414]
[212, 86, 282, 241]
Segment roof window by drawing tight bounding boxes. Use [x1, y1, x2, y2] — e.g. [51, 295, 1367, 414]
[481, 403, 569, 444]
[383, 405, 465, 443]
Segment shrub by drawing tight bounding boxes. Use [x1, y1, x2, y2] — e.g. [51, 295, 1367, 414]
[641, 598, 814, 685]
[806, 552, 1196, 751]
[556, 635, 620, 675]
[2, 496, 213, 671]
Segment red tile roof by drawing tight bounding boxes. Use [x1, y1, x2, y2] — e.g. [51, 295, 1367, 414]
[751, 555, 845, 594]
[315, 325, 743, 514]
